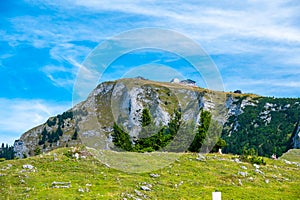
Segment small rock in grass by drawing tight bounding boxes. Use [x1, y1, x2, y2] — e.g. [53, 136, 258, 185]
[240, 166, 247, 170]
[140, 186, 151, 191]
[73, 153, 79, 160]
[253, 164, 260, 169]
[196, 154, 206, 161]
[238, 179, 243, 186]
[255, 168, 264, 175]
[284, 160, 291, 165]
[238, 171, 248, 177]
[78, 188, 85, 192]
[23, 164, 34, 170]
[149, 173, 160, 178]
[134, 189, 144, 197]
[52, 181, 71, 188]
[265, 179, 270, 184]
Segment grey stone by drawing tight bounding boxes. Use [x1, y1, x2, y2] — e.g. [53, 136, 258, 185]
[52, 181, 71, 188]
[284, 160, 291, 165]
[134, 189, 143, 197]
[240, 166, 247, 170]
[253, 164, 260, 169]
[255, 168, 264, 175]
[150, 173, 160, 178]
[196, 154, 206, 161]
[140, 186, 151, 191]
[265, 179, 270, 184]
[238, 179, 243, 186]
[22, 164, 34, 170]
[73, 153, 79, 160]
[238, 171, 247, 177]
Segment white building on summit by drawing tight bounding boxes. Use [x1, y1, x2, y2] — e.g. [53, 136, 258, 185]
[170, 78, 180, 83]
[170, 78, 196, 86]
[180, 79, 196, 86]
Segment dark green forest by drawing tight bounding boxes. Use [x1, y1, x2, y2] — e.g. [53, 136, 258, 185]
[222, 96, 300, 157]
[0, 143, 14, 161]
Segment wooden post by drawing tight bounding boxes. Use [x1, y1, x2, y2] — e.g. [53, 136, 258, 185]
[212, 191, 221, 200]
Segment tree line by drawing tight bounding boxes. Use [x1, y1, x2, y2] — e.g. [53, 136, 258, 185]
[0, 143, 14, 161]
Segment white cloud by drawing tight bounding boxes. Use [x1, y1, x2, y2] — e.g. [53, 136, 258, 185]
[7, 0, 300, 58]
[0, 98, 71, 144]
[66, 0, 300, 43]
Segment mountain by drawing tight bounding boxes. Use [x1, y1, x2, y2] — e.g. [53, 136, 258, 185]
[14, 78, 300, 158]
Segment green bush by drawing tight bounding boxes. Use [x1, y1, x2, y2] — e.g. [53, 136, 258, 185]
[240, 148, 266, 165]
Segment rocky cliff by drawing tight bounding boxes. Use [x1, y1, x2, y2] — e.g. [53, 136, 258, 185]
[14, 78, 300, 158]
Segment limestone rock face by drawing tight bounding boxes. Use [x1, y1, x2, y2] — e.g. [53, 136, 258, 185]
[293, 126, 300, 148]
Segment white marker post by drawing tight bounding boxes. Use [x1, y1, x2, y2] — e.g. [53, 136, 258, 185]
[212, 191, 221, 200]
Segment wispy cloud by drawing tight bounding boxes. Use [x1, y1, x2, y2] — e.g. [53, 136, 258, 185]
[224, 76, 300, 97]
[67, 0, 300, 42]
[0, 98, 71, 144]
[40, 64, 76, 89]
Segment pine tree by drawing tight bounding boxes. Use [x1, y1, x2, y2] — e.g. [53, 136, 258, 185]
[112, 123, 132, 151]
[57, 126, 63, 137]
[141, 108, 152, 127]
[72, 129, 78, 140]
[189, 110, 211, 152]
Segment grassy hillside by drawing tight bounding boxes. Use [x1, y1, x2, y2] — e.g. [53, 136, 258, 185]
[0, 147, 299, 199]
[280, 149, 300, 163]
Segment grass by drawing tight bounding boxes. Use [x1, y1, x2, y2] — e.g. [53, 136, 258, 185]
[280, 149, 300, 162]
[0, 147, 299, 200]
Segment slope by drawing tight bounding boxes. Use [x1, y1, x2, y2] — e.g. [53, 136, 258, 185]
[0, 147, 299, 199]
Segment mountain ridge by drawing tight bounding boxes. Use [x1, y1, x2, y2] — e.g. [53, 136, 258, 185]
[14, 78, 300, 158]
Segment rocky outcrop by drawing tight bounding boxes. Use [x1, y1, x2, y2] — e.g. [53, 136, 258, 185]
[293, 125, 300, 148]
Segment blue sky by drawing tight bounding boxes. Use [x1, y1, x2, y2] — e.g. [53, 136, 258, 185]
[1, 0, 300, 144]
